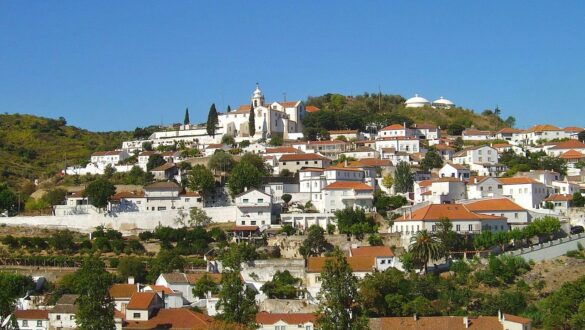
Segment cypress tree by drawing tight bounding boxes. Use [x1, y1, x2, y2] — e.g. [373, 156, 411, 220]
[184, 107, 190, 125]
[206, 103, 218, 137]
[227, 105, 231, 113]
[248, 103, 256, 137]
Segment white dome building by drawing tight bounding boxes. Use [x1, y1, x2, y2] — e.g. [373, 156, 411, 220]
[405, 94, 430, 108]
[432, 96, 455, 109]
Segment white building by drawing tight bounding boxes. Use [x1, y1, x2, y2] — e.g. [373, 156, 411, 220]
[462, 129, 494, 141]
[90, 150, 130, 168]
[414, 178, 467, 204]
[498, 177, 550, 209]
[546, 139, 585, 157]
[375, 137, 421, 154]
[466, 176, 504, 199]
[453, 145, 499, 166]
[431, 97, 455, 109]
[256, 312, 316, 330]
[235, 189, 273, 226]
[377, 124, 412, 138]
[461, 198, 531, 225]
[405, 94, 430, 108]
[521, 124, 568, 145]
[48, 294, 78, 330]
[439, 163, 470, 180]
[320, 181, 374, 213]
[14, 310, 49, 330]
[341, 146, 380, 160]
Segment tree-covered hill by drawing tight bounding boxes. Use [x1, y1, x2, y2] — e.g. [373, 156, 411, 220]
[304, 92, 515, 136]
[0, 114, 131, 190]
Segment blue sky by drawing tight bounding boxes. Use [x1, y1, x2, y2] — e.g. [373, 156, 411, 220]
[1, 1, 584, 131]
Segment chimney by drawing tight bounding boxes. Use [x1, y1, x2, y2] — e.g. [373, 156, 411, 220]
[244, 186, 248, 192]
[344, 159, 348, 167]
[498, 310, 503, 322]
[413, 313, 418, 321]
[128, 276, 135, 285]
[463, 316, 470, 328]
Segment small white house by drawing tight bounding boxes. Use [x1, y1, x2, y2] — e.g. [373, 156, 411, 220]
[439, 163, 470, 180]
[235, 189, 273, 226]
[14, 310, 49, 330]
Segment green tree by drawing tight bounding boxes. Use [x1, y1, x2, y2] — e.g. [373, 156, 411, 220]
[226, 105, 232, 113]
[260, 270, 301, 299]
[147, 250, 185, 282]
[146, 154, 166, 171]
[75, 256, 115, 330]
[0, 272, 34, 321]
[227, 162, 263, 198]
[317, 248, 367, 330]
[189, 207, 212, 227]
[420, 148, 444, 171]
[192, 274, 220, 299]
[217, 270, 258, 325]
[207, 103, 219, 137]
[381, 174, 393, 190]
[334, 207, 377, 240]
[394, 161, 414, 193]
[0, 183, 17, 214]
[187, 164, 215, 198]
[208, 151, 235, 172]
[299, 225, 331, 259]
[117, 257, 147, 283]
[184, 107, 190, 125]
[269, 133, 283, 146]
[49, 230, 75, 252]
[221, 134, 236, 146]
[434, 218, 460, 254]
[83, 178, 116, 209]
[281, 193, 292, 205]
[42, 188, 67, 206]
[409, 230, 443, 273]
[248, 104, 256, 137]
[218, 243, 258, 270]
[573, 192, 585, 207]
[368, 234, 384, 246]
[530, 216, 561, 242]
[239, 153, 269, 175]
[103, 164, 116, 178]
[124, 166, 153, 185]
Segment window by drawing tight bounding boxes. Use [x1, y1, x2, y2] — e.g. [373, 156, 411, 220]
[456, 225, 461, 232]
[37, 320, 42, 327]
[251, 221, 256, 225]
[243, 198, 249, 203]
[305, 161, 309, 165]
[468, 224, 473, 232]
[22, 320, 28, 327]
[257, 198, 264, 203]
[283, 162, 287, 165]
[296, 161, 300, 165]
[70, 315, 75, 320]
[515, 213, 519, 219]
[157, 206, 166, 211]
[258, 212, 263, 215]
[134, 312, 141, 318]
[314, 161, 318, 164]
[381, 259, 386, 264]
[56, 315, 61, 320]
[431, 225, 436, 232]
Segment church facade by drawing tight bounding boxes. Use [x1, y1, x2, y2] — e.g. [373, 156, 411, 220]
[218, 84, 306, 140]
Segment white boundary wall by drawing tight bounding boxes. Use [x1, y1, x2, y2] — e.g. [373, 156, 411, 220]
[0, 206, 237, 235]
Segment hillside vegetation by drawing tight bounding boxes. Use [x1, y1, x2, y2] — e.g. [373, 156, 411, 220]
[304, 92, 515, 135]
[0, 114, 131, 190]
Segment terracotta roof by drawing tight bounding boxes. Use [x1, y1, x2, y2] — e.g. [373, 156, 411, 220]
[185, 273, 222, 285]
[277, 101, 301, 108]
[256, 312, 317, 325]
[14, 309, 49, 320]
[123, 308, 217, 329]
[230, 225, 260, 232]
[354, 158, 392, 167]
[544, 194, 573, 202]
[323, 181, 374, 191]
[307, 256, 376, 273]
[350, 246, 394, 257]
[279, 153, 329, 162]
[463, 129, 493, 136]
[329, 129, 358, 134]
[145, 285, 174, 294]
[299, 167, 325, 173]
[110, 191, 145, 201]
[234, 104, 254, 113]
[369, 315, 524, 330]
[526, 124, 561, 133]
[433, 144, 454, 151]
[109, 284, 139, 299]
[497, 177, 540, 185]
[325, 165, 365, 172]
[549, 139, 585, 150]
[492, 143, 512, 148]
[161, 273, 189, 284]
[377, 136, 419, 141]
[265, 147, 303, 154]
[180, 191, 201, 197]
[138, 151, 157, 156]
[412, 123, 438, 130]
[503, 313, 532, 325]
[497, 127, 523, 134]
[305, 105, 321, 113]
[306, 140, 347, 145]
[565, 126, 584, 133]
[397, 204, 506, 222]
[92, 150, 125, 156]
[464, 198, 525, 212]
[560, 149, 585, 159]
[144, 181, 181, 191]
[380, 124, 406, 131]
[127, 292, 157, 310]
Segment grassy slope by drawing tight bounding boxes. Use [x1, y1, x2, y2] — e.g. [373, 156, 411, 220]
[0, 114, 131, 190]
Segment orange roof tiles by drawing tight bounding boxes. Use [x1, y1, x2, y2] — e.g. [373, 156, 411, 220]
[369, 315, 525, 330]
[14, 309, 49, 320]
[265, 147, 303, 154]
[380, 124, 405, 131]
[323, 181, 374, 191]
[497, 127, 523, 134]
[565, 126, 584, 133]
[544, 194, 573, 202]
[307, 256, 376, 273]
[397, 204, 506, 222]
[560, 149, 585, 159]
[497, 177, 540, 185]
[108, 284, 139, 299]
[279, 153, 329, 161]
[145, 285, 174, 294]
[526, 124, 561, 133]
[329, 129, 358, 134]
[256, 312, 316, 325]
[351, 246, 394, 257]
[549, 139, 585, 150]
[503, 314, 532, 325]
[123, 308, 217, 329]
[464, 198, 525, 212]
[110, 191, 145, 201]
[354, 158, 392, 167]
[126, 292, 157, 310]
[305, 105, 321, 113]
[185, 273, 222, 285]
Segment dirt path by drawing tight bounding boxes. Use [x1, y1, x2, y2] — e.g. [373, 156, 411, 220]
[521, 256, 585, 294]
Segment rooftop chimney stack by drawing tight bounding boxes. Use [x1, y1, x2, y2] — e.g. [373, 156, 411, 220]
[463, 316, 470, 328]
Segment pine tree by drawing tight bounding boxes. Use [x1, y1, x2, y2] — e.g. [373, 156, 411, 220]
[207, 103, 218, 137]
[248, 103, 256, 137]
[184, 107, 190, 125]
[217, 270, 258, 325]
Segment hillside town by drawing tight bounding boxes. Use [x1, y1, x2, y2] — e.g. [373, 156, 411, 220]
[3, 84, 585, 329]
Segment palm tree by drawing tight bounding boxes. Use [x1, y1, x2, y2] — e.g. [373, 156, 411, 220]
[409, 230, 443, 273]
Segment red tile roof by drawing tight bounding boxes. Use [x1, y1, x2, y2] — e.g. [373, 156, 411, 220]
[369, 315, 528, 330]
[127, 292, 157, 310]
[560, 149, 585, 159]
[544, 194, 573, 202]
[265, 147, 303, 154]
[503, 313, 532, 325]
[256, 312, 316, 325]
[329, 129, 358, 134]
[307, 256, 376, 273]
[565, 126, 584, 133]
[123, 308, 217, 329]
[279, 153, 329, 162]
[464, 198, 526, 212]
[305, 105, 321, 113]
[549, 139, 585, 150]
[497, 177, 541, 185]
[14, 309, 49, 320]
[351, 246, 394, 257]
[323, 181, 374, 191]
[380, 124, 406, 131]
[397, 204, 506, 222]
[109, 284, 139, 299]
[526, 124, 561, 133]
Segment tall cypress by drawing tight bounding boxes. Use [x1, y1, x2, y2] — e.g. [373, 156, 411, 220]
[184, 107, 190, 125]
[206, 103, 218, 137]
[226, 105, 231, 113]
[248, 103, 256, 137]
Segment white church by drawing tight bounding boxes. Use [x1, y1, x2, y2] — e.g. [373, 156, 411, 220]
[218, 84, 306, 140]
